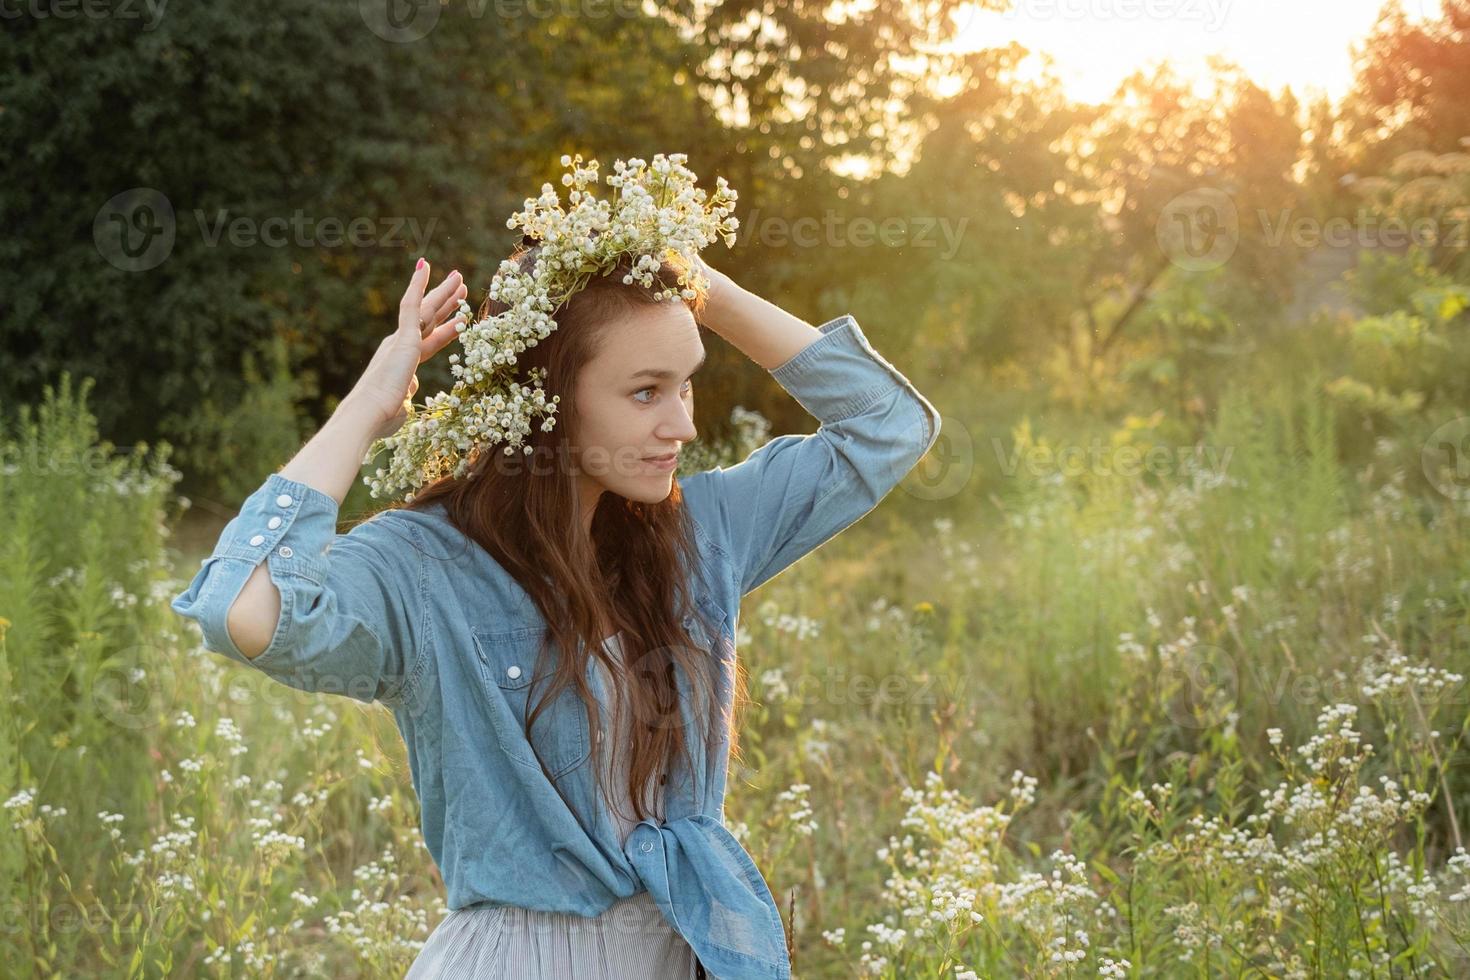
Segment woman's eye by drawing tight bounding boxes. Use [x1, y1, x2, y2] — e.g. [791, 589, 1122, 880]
[634, 379, 692, 404]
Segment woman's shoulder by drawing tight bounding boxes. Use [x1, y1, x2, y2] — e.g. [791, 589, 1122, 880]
[676, 470, 727, 547]
[345, 500, 473, 567]
[364, 499, 445, 530]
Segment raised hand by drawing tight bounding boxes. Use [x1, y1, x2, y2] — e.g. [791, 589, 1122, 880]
[350, 257, 469, 442]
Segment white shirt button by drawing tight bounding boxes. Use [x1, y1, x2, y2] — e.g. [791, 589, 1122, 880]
[267, 516, 283, 529]
[278, 546, 293, 558]
[248, 534, 265, 546]
[506, 665, 522, 680]
[276, 493, 293, 508]
[640, 841, 654, 853]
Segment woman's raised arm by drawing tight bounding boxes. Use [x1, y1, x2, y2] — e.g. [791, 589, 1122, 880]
[169, 258, 467, 706]
[684, 267, 942, 596]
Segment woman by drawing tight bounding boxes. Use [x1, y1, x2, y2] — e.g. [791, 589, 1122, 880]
[171, 242, 941, 979]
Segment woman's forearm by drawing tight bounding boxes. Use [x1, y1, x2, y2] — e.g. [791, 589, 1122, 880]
[699, 273, 824, 372]
[227, 397, 381, 659]
[278, 395, 382, 507]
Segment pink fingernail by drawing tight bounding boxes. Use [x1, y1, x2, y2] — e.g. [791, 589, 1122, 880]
[416, 257, 426, 270]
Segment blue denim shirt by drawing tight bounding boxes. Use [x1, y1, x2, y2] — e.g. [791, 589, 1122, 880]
[170, 313, 940, 980]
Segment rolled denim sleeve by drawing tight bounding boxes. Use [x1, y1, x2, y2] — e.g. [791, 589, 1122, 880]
[169, 472, 425, 706]
[688, 313, 941, 596]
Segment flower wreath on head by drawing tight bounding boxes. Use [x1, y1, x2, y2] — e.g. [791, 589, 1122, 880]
[362, 152, 740, 503]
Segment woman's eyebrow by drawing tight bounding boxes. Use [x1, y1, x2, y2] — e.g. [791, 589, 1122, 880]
[628, 350, 707, 381]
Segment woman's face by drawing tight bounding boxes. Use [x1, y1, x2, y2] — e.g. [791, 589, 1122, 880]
[571, 300, 704, 521]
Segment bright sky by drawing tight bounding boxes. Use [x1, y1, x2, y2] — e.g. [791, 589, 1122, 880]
[949, 0, 1439, 106]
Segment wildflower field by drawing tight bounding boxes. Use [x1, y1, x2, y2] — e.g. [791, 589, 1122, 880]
[10, 0, 1470, 974]
[4, 285, 1470, 980]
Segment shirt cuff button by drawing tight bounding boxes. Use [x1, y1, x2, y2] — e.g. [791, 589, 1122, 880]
[276, 493, 294, 508]
[278, 546, 293, 558]
[248, 534, 265, 546]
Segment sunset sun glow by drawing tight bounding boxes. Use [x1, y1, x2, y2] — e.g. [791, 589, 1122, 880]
[946, 0, 1438, 104]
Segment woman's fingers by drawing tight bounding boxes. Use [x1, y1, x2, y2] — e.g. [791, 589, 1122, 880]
[398, 257, 433, 333]
[420, 269, 464, 321]
[418, 315, 463, 361]
[422, 282, 468, 334]
[400, 260, 465, 337]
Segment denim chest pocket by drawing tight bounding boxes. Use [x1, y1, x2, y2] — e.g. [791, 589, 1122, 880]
[472, 597, 728, 780]
[471, 626, 590, 780]
[682, 594, 727, 654]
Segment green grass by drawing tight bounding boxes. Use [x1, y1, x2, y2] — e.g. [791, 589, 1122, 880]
[4, 349, 1469, 977]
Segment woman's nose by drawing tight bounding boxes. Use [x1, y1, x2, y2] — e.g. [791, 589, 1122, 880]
[660, 398, 697, 442]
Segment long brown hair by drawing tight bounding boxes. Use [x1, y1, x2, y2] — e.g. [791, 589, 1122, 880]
[388, 237, 725, 826]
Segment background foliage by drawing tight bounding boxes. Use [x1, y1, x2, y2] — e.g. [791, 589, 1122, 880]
[4, 0, 1470, 976]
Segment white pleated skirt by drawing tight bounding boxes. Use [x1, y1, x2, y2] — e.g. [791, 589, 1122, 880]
[404, 890, 706, 979]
